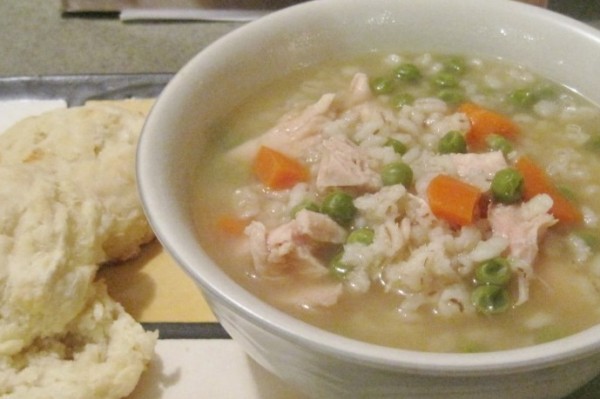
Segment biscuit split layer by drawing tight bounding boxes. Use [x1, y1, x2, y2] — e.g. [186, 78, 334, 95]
[0, 282, 157, 399]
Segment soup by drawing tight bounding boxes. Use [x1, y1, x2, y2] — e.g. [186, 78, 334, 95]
[193, 52, 600, 352]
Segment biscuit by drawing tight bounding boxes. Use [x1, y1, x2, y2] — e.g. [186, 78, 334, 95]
[0, 282, 157, 399]
[0, 164, 103, 356]
[0, 101, 158, 397]
[0, 102, 155, 261]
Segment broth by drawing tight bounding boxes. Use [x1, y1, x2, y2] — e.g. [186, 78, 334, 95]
[193, 53, 600, 352]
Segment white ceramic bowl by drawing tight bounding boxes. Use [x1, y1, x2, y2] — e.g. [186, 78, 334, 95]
[137, 1, 600, 398]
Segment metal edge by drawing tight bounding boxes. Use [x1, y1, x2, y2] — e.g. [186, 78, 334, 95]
[142, 322, 231, 339]
[0, 73, 173, 106]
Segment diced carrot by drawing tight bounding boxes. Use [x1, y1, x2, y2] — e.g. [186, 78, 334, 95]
[427, 174, 483, 227]
[458, 102, 519, 150]
[252, 146, 309, 189]
[216, 215, 248, 236]
[515, 156, 582, 225]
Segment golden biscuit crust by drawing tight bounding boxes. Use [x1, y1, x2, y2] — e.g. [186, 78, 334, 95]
[0, 103, 155, 261]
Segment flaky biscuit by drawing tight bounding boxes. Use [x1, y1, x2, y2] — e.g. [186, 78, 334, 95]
[0, 164, 104, 356]
[0, 282, 157, 399]
[0, 102, 155, 262]
[0, 101, 159, 397]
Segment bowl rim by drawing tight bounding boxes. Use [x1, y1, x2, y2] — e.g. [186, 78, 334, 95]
[138, 0, 600, 375]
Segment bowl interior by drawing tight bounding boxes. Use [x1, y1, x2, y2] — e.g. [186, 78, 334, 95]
[137, 0, 600, 373]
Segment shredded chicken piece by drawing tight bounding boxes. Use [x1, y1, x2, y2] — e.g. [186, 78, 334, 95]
[316, 136, 381, 191]
[488, 194, 557, 265]
[244, 210, 346, 308]
[245, 210, 346, 277]
[227, 93, 336, 161]
[341, 72, 374, 108]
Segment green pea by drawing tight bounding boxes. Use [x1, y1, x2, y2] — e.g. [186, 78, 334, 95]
[437, 88, 464, 104]
[321, 191, 357, 226]
[347, 227, 375, 245]
[475, 257, 512, 286]
[508, 88, 537, 109]
[329, 251, 352, 278]
[370, 76, 395, 95]
[391, 92, 415, 108]
[431, 71, 460, 88]
[291, 200, 320, 217]
[385, 138, 407, 155]
[438, 130, 467, 154]
[394, 63, 422, 82]
[381, 162, 413, 187]
[491, 168, 524, 204]
[485, 134, 513, 155]
[471, 285, 511, 315]
[442, 56, 468, 75]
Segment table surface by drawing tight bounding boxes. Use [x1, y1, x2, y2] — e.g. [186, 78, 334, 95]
[0, 1, 599, 77]
[0, 1, 242, 77]
[2, 1, 600, 398]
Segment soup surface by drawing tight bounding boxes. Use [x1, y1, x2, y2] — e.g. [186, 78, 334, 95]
[193, 52, 600, 352]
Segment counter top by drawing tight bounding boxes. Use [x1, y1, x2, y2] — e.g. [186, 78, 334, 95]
[0, 1, 598, 77]
[0, 1, 242, 76]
